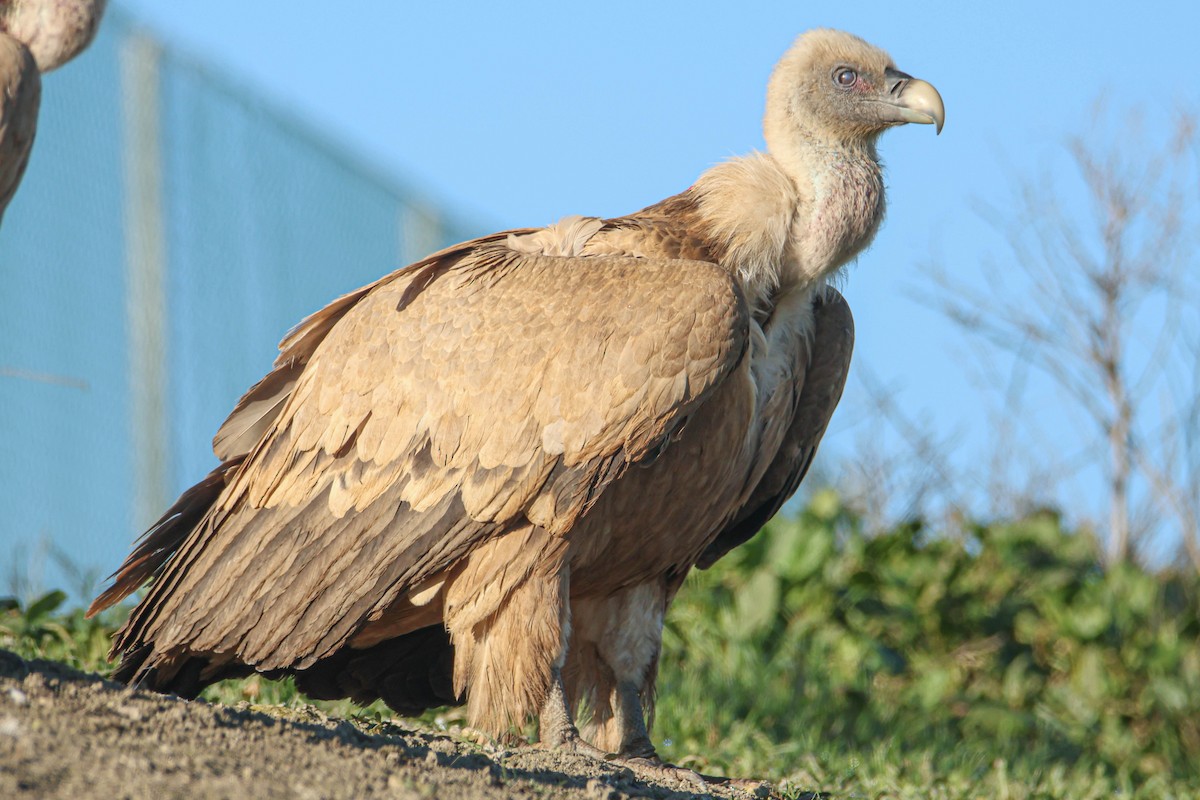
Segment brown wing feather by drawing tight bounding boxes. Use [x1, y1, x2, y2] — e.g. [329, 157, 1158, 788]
[698, 286, 853, 568]
[211, 230, 533, 462]
[93, 234, 545, 633]
[107, 241, 748, 677]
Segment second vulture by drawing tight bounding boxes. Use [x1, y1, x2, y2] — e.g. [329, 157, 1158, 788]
[0, 0, 108, 223]
[90, 28, 943, 780]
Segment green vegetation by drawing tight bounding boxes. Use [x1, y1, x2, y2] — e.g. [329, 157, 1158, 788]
[658, 491, 1200, 797]
[1, 590, 117, 673]
[5, 492, 1199, 798]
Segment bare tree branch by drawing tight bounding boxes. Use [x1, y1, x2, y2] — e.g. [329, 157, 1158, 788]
[920, 107, 1200, 566]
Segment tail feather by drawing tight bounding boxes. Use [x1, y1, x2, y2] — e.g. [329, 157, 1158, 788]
[87, 457, 244, 619]
[107, 626, 459, 715]
[110, 643, 254, 699]
[293, 625, 460, 715]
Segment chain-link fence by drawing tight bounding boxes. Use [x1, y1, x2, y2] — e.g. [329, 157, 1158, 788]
[0, 10, 479, 598]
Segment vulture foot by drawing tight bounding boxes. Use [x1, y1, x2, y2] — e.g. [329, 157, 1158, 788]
[611, 742, 771, 794]
[608, 755, 710, 792]
[543, 733, 610, 761]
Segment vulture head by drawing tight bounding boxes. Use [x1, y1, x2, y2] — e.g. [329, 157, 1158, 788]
[0, 0, 108, 73]
[764, 28, 944, 151]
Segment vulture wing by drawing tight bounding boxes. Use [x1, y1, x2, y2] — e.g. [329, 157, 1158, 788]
[103, 236, 749, 678]
[209, 232, 535, 463]
[697, 286, 853, 568]
[88, 235, 531, 618]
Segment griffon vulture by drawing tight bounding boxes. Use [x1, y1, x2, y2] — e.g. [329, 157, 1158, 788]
[90, 29, 942, 780]
[0, 0, 107, 222]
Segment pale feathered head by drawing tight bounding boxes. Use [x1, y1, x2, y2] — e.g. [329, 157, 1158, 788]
[764, 29, 944, 149]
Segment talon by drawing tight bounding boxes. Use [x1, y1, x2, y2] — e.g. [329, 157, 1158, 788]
[569, 739, 611, 761]
[610, 754, 710, 791]
[538, 730, 610, 761]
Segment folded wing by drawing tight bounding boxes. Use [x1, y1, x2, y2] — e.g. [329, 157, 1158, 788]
[698, 286, 853, 568]
[96, 237, 750, 680]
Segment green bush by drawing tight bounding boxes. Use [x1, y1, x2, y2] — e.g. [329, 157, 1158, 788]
[0, 590, 119, 672]
[656, 490, 1200, 787]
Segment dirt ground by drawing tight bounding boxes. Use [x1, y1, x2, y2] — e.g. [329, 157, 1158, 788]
[0, 650, 784, 800]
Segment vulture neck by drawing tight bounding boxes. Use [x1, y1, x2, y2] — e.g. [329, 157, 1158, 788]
[692, 130, 884, 313]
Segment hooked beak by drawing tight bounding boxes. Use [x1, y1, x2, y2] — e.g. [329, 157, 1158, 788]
[877, 67, 945, 134]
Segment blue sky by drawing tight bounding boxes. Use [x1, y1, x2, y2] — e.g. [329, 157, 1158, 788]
[110, 1, 1200, 548]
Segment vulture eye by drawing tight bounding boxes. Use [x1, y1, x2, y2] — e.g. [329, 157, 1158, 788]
[834, 68, 857, 88]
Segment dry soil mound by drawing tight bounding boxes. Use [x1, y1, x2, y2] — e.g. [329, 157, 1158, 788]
[0, 650, 776, 800]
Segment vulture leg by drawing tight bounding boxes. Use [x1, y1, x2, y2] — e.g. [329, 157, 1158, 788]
[541, 667, 707, 791]
[568, 582, 666, 755]
[565, 580, 708, 789]
[608, 678, 654, 757]
[537, 666, 608, 759]
[443, 527, 572, 737]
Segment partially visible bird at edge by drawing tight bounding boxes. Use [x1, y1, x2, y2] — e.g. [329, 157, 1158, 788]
[0, 0, 108, 223]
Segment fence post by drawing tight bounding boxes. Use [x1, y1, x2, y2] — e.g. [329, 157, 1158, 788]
[121, 31, 168, 529]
